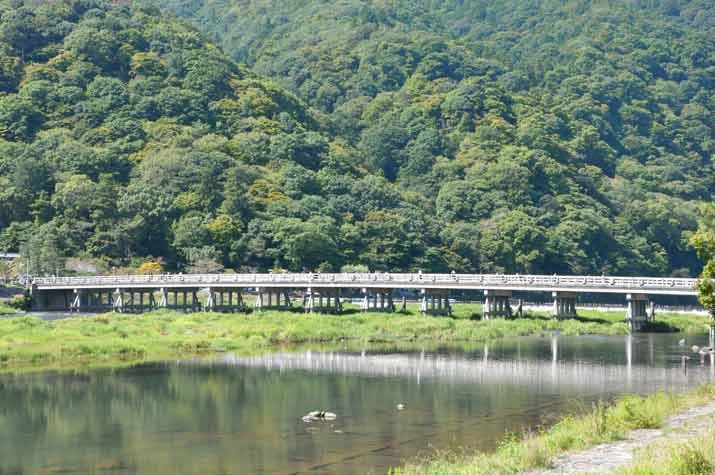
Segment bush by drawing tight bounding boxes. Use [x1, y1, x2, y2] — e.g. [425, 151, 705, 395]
[8, 293, 31, 311]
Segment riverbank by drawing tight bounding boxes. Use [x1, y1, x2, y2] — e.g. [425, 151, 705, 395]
[392, 385, 715, 475]
[619, 422, 715, 475]
[524, 401, 715, 475]
[0, 307, 709, 371]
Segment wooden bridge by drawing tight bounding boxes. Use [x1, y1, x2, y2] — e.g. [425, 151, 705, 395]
[30, 273, 703, 330]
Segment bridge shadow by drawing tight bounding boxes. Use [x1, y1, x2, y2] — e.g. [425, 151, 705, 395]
[640, 321, 681, 333]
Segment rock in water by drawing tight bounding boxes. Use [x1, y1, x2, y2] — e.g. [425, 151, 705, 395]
[302, 411, 337, 422]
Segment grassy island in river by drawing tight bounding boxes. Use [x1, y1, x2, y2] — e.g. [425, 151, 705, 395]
[0, 306, 710, 371]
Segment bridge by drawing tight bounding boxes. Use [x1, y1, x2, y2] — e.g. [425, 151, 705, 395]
[30, 273, 702, 330]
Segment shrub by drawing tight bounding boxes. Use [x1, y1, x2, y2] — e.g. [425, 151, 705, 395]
[8, 293, 31, 311]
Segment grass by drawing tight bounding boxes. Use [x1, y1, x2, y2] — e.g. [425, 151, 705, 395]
[390, 385, 715, 475]
[0, 303, 18, 314]
[618, 429, 715, 475]
[0, 303, 709, 371]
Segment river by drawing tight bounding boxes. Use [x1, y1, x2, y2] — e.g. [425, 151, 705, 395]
[0, 333, 713, 474]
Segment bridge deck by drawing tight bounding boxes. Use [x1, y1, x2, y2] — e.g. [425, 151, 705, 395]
[31, 273, 699, 296]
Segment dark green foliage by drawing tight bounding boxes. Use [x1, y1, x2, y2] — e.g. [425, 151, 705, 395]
[154, 0, 714, 275]
[0, 0, 713, 275]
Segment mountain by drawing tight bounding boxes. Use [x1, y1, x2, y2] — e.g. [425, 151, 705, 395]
[0, 0, 344, 274]
[156, 0, 715, 276]
[0, 0, 713, 276]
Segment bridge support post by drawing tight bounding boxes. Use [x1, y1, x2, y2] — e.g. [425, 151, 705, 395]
[70, 289, 81, 312]
[483, 290, 512, 319]
[255, 288, 263, 311]
[304, 288, 315, 313]
[552, 292, 578, 319]
[626, 293, 649, 331]
[334, 288, 343, 313]
[205, 287, 216, 312]
[191, 291, 199, 312]
[361, 289, 393, 312]
[221, 289, 245, 312]
[113, 289, 123, 312]
[237, 290, 246, 312]
[124, 291, 132, 313]
[159, 288, 167, 309]
[419, 289, 451, 316]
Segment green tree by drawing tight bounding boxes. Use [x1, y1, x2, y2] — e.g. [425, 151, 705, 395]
[691, 205, 715, 322]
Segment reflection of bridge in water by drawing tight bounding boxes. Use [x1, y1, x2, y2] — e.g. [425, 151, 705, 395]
[213, 337, 715, 392]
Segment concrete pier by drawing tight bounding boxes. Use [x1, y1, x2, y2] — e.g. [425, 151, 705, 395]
[255, 287, 292, 311]
[552, 291, 578, 319]
[304, 288, 342, 313]
[483, 289, 512, 319]
[360, 288, 394, 312]
[626, 293, 649, 331]
[419, 289, 451, 316]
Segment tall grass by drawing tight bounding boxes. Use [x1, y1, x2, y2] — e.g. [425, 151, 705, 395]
[619, 429, 715, 475]
[391, 386, 715, 475]
[0, 304, 709, 370]
[0, 308, 635, 369]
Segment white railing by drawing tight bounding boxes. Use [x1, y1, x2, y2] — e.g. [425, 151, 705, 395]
[31, 273, 699, 294]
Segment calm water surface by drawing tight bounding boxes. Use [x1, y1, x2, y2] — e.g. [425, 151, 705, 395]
[1, 333, 714, 474]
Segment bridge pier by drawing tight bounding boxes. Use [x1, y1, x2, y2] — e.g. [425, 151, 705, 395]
[158, 288, 168, 308]
[70, 289, 82, 312]
[31, 289, 70, 311]
[360, 288, 394, 312]
[205, 287, 216, 311]
[626, 293, 649, 331]
[483, 290, 512, 319]
[167, 290, 199, 312]
[552, 292, 578, 319]
[213, 289, 246, 312]
[419, 289, 451, 316]
[255, 287, 292, 311]
[303, 288, 342, 314]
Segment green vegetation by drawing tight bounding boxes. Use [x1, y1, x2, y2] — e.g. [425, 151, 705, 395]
[391, 385, 715, 475]
[619, 429, 715, 475]
[691, 205, 715, 326]
[0, 306, 710, 371]
[0, 308, 626, 370]
[157, 0, 714, 276]
[0, 0, 713, 277]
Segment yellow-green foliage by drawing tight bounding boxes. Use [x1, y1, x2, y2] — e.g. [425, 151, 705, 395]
[0, 305, 708, 371]
[620, 429, 715, 475]
[0, 306, 634, 370]
[393, 386, 715, 475]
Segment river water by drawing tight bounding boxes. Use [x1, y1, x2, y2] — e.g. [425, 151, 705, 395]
[0, 333, 714, 474]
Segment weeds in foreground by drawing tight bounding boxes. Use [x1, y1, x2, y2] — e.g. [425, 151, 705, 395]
[392, 386, 715, 475]
[619, 428, 715, 475]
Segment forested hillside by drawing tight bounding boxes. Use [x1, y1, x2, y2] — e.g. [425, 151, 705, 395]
[157, 0, 715, 276]
[0, 0, 713, 276]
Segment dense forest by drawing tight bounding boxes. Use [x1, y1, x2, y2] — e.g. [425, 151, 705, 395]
[0, 0, 713, 276]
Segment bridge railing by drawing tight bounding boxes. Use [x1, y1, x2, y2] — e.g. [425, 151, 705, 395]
[31, 273, 699, 292]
